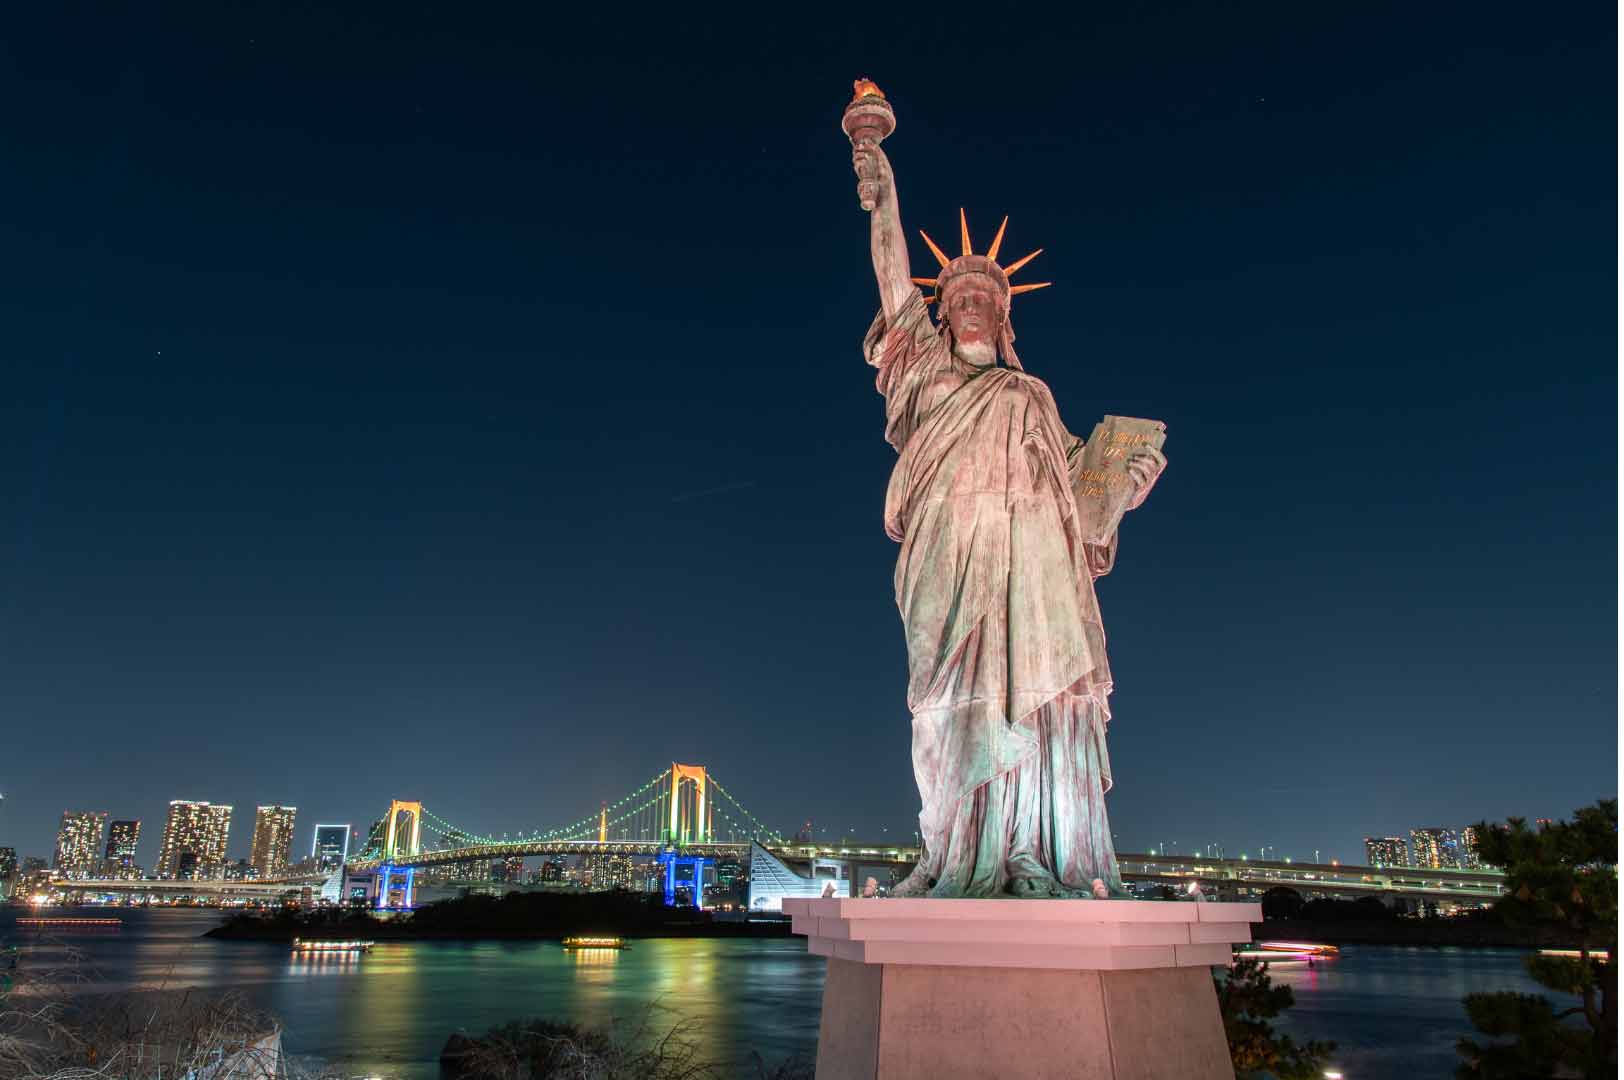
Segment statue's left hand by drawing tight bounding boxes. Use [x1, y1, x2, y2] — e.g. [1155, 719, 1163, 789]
[1125, 447, 1166, 509]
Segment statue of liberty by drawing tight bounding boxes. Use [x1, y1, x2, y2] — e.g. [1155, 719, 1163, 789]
[845, 82, 1166, 899]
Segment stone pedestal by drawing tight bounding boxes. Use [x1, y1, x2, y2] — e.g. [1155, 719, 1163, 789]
[784, 897, 1260, 1080]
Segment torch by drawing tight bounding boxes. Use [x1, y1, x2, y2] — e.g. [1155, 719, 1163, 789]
[841, 78, 895, 212]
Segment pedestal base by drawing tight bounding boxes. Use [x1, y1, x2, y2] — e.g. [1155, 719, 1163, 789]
[784, 898, 1260, 1080]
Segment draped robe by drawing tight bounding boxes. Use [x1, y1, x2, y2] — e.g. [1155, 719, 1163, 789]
[866, 292, 1123, 897]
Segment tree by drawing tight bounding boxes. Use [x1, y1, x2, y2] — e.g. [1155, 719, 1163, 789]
[1260, 886, 1304, 920]
[1214, 955, 1336, 1079]
[1456, 799, 1617, 1079]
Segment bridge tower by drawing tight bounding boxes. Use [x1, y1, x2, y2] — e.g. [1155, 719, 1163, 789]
[598, 802, 607, 844]
[383, 800, 423, 861]
[665, 764, 708, 846]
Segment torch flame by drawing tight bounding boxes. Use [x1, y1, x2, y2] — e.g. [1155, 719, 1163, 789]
[851, 78, 886, 102]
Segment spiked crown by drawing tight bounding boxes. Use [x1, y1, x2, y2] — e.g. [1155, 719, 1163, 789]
[911, 209, 1051, 307]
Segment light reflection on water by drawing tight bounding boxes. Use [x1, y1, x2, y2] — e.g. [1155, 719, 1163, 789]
[2, 909, 1548, 1079]
[1265, 945, 1551, 1077]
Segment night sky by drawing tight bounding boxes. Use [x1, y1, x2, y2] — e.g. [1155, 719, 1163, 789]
[1, 5, 1614, 868]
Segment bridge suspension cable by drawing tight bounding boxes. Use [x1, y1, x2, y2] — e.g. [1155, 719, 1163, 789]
[356, 766, 784, 861]
[408, 770, 672, 853]
[707, 774, 785, 844]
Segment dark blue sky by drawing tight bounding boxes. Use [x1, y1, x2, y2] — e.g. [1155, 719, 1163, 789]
[1, 4, 1614, 866]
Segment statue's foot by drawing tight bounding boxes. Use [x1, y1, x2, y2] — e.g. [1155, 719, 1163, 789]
[1006, 875, 1067, 899]
[889, 866, 935, 898]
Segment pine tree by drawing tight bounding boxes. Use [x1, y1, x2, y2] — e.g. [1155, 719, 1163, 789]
[1456, 799, 1616, 1079]
[1214, 954, 1336, 1079]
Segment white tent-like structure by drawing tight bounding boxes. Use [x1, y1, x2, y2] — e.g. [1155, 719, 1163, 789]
[748, 841, 847, 911]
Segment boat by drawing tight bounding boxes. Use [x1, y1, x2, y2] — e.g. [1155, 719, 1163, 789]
[561, 936, 626, 950]
[1236, 941, 1340, 964]
[1538, 948, 1610, 963]
[16, 917, 122, 928]
[1256, 941, 1339, 956]
[290, 938, 373, 953]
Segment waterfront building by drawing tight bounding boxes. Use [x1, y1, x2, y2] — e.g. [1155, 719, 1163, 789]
[157, 800, 232, 879]
[249, 805, 298, 877]
[54, 811, 108, 878]
[1363, 835, 1410, 868]
[747, 841, 844, 911]
[1410, 827, 1462, 870]
[539, 860, 563, 883]
[311, 824, 351, 871]
[0, 847, 16, 899]
[104, 819, 141, 876]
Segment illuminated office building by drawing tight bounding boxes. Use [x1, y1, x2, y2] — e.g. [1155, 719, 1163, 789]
[157, 800, 233, 880]
[249, 805, 298, 877]
[1410, 827, 1462, 870]
[311, 825, 351, 872]
[104, 820, 142, 875]
[0, 848, 16, 899]
[1363, 836, 1410, 868]
[54, 811, 108, 879]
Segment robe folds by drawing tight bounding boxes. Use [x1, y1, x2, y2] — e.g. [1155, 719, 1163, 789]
[865, 292, 1123, 895]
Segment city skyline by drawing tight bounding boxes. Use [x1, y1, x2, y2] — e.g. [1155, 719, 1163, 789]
[0, 782, 1584, 871]
[0, 5, 1613, 871]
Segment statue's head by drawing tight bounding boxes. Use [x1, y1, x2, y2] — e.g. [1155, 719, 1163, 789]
[939, 269, 1005, 363]
[915, 212, 1051, 371]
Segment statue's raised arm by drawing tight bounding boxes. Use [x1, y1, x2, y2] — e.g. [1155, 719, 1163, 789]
[842, 81, 914, 321]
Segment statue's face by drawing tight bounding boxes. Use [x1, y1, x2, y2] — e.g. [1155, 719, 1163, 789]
[943, 281, 1002, 351]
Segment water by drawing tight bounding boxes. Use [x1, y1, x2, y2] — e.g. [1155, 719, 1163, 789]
[1, 909, 1553, 1078]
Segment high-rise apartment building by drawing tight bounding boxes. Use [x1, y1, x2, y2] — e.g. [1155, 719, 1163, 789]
[492, 855, 527, 883]
[249, 805, 298, 877]
[157, 800, 232, 880]
[311, 825, 351, 872]
[1459, 826, 1483, 869]
[1363, 836, 1410, 868]
[104, 820, 142, 876]
[1410, 827, 1462, 870]
[0, 847, 17, 899]
[54, 811, 108, 878]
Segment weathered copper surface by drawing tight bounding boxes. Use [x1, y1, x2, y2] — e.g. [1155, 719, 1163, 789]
[846, 82, 1167, 900]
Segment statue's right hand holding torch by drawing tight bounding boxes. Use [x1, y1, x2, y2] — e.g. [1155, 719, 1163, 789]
[842, 79, 896, 212]
[850, 140, 892, 210]
[843, 79, 912, 319]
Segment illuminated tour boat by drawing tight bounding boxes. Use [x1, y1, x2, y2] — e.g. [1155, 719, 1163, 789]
[560, 936, 626, 950]
[16, 917, 122, 928]
[290, 938, 374, 953]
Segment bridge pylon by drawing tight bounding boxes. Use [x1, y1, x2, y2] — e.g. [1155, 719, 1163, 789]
[665, 764, 708, 846]
[384, 800, 423, 860]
